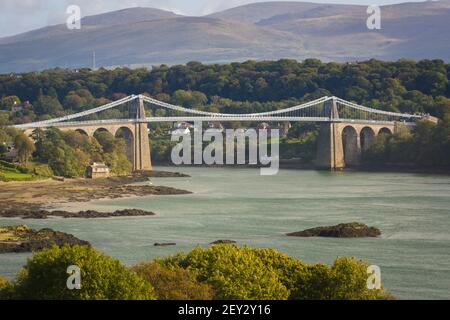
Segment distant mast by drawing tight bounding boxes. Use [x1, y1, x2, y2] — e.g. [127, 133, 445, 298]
[92, 51, 96, 70]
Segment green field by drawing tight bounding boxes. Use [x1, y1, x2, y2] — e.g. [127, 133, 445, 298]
[0, 162, 35, 182]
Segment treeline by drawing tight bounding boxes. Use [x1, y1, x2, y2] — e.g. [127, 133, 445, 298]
[0, 125, 132, 178]
[33, 128, 132, 177]
[0, 59, 449, 125]
[0, 244, 392, 300]
[363, 117, 450, 168]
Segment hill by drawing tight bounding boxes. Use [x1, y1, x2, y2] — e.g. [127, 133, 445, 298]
[0, 1, 449, 72]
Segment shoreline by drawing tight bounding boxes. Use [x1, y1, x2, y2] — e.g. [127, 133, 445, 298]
[0, 170, 192, 215]
[153, 162, 450, 175]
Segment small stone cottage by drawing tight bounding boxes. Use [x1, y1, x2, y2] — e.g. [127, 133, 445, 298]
[86, 162, 110, 179]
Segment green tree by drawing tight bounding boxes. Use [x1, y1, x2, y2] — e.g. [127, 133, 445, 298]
[34, 95, 63, 117]
[292, 257, 392, 300]
[14, 132, 36, 165]
[0, 96, 21, 111]
[13, 245, 155, 300]
[161, 245, 290, 300]
[0, 276, 14, 299]
[133, 262, 214, 300]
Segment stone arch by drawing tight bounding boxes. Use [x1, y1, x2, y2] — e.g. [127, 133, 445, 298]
[342, 126, 360, 166]
[115, 127, 135, 165]
[75, 129, 88, 136]
[93, 127, 113, 138]
[360, 127, 376, 152]
[378, 127, 393, 136]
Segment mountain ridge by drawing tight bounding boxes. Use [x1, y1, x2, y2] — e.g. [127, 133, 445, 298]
[0, 1, 448, 73]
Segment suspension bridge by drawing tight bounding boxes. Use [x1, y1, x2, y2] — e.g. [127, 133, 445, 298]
[13, 94, 424, 170]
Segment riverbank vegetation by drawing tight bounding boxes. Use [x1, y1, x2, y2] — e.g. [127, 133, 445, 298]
[0, 244, 392, 300]
[363, 117, 450, 168]
[0, 126, 133, 179]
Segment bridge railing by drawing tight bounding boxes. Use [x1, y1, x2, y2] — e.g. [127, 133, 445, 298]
[12, 94, 424, 129]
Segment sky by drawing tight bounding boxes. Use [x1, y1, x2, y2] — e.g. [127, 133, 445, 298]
[0, 0, 431, 38]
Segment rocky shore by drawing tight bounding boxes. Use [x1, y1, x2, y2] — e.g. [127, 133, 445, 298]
[0, 170, 191, 212]
[0, 209, 156, 219]
[0, 225, 90, 253]
[287, 222, 381, 238]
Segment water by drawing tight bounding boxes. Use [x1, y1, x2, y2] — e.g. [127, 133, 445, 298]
[1, 167, 449, 300]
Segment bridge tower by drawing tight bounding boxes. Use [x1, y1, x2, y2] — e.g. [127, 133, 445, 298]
[315, 97, 345, 170]
[132, 95, 152, 171]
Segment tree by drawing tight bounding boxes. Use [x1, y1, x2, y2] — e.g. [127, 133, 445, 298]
[132, 262, 214, 300]
[13, 245, 155, 300]
[94, 131, 115, 153]
[14, 132, 35, 165]
[34, 95, 63, 117]
[0, 96, 21, 111]
[0, 276, 13, 299]
[161, 245, 290, 300]
[292, 257, 392, 300]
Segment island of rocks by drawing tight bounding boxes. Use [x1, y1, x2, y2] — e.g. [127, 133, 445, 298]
[287, 222, 381, 238]
[0, 225, 90, 253]
[0, 209, 156, 219]
[210, 240, 237, 245]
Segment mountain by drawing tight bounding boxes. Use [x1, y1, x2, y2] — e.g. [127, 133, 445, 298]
[0, 1, 449, 73]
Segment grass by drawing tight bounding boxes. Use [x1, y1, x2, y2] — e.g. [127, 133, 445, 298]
[0, 163, 36, 182]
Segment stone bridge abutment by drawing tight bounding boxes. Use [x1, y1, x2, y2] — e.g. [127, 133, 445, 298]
[315, 121, 400, 169]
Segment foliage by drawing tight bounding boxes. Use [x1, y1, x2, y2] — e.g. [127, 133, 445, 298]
[33, 163, 54, 177]
[161, 245, 290, 300]
[0, 276, 14, 299]
[2, 245, 393, 300]
[33, 128, 132, 177]
[0, 160, 35, 181]
[363, 119, 450, 167]
[132, 262, 214, 300]
[292, 257, 392, 300]
[0, 59, 448, 124]
[0, 59, 448, 164]
[13, 245, 155, 300]
[13, 132, 35, 165]
[0, 95, 20, 111]
[161, 245, 391, 300]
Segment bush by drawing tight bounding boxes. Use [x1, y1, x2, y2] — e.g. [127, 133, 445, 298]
[132, 262, 214, 300]
[13, 245, 155, 300]
[161, 245, 290, 300]
[162, 246, 392, 300]
[251, 248, 306, 297]
[292, 257, 391, 300]
[33, 164, 54, 177]
[0, 276, 14, 299]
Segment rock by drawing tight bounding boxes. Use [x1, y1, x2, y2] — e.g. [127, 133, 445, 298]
[136, 171, 190, 178]
[0, 209, 156, 219]
[287, 222, 381, 238]
[210, 240, 237, 245]
[0, 225, 90, 253]
[154, 242, 176, 247]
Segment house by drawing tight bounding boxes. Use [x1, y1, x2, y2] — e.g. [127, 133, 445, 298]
[169, 122, 196, 135]
[86, 162, 110, 179]
[1, 142, 17, 162]
[207, 122, 224, 133]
